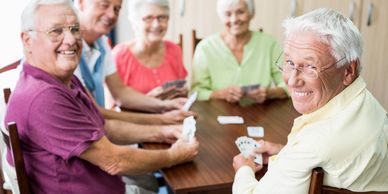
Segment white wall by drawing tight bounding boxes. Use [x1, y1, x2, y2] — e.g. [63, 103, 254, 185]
[0, 1, 29, 68]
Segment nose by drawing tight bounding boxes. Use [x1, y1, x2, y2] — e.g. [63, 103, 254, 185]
[106, 6, 117, 19]
[62, 30, 77, 45]
[286, 69, 303, 87]
[151, 18, 160, 27]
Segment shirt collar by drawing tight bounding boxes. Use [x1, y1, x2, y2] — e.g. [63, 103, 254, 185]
[292, 77, 366, 133]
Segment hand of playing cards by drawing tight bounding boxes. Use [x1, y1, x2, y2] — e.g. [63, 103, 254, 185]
[241, 84, 260, 95]
[182, 116, 196, 141]
[162, 79, 186, 90]
[235, 136, 263, 165]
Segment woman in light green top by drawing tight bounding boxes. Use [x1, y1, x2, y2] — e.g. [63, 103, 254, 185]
[191, 0, 288, 103]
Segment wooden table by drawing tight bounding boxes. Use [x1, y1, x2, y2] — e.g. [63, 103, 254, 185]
[145, 99, 300, 194]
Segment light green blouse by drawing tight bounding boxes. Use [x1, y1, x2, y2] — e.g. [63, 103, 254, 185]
[191, 31, 286, 100]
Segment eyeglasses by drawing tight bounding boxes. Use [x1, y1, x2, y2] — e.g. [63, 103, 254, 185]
[29, 25, 82, 42]
[142, 15, 169, 23]
[275, 51, 346, 80]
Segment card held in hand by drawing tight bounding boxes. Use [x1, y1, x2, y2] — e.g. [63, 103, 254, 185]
[182, 116, 196, 141]
[183, 92, 198, 111]
[241, 84, 261, 95]
[162, 79, 186, 90]
[235, 136, 263, 165]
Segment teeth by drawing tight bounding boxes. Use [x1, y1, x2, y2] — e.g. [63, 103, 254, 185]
[294, 91, 311, 97]
[58, 50, 76, 55]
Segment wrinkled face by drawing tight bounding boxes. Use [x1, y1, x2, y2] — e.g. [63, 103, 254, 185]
[283, 31, 347, 114]
[24, 4, 82, 81]
[80, 0, 122, 36]
[134, 3, 169, 43]
[220, 0, 252, 36]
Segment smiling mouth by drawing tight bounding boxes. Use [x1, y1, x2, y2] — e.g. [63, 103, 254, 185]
[294, 91, 313, 97]
[57, 50, 77, 55]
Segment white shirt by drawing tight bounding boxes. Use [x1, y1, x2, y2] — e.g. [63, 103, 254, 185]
[73, 35, 116, 86]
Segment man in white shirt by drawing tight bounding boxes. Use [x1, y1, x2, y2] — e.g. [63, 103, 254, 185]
[232, 8, 388, 193]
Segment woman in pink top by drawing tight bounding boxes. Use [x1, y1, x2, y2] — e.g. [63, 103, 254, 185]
[112, 0, 188, 99]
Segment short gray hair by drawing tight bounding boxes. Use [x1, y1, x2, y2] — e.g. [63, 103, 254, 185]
[128, 0, 170, 21]
[217, 0, 255, 19]
[21, 0, 77, 32]
[283, 8, 363, 70]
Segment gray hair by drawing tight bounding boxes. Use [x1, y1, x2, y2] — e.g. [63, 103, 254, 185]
[21, 0, 78, 32]
[217, 0, 255, 19]
[128, 0, 170, 21]
[283, 8, 363, 71]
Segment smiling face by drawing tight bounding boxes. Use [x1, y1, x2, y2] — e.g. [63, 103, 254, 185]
[79, 0, 122, 37]
[133, 2, 169, 43]
[283, 31, 348, 114]
[23, 3, 82, 83]
[219, 0, 252, 36]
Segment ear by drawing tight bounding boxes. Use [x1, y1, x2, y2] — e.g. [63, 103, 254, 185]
[21, 32, 33, 54]
[343, 60, 359, 86]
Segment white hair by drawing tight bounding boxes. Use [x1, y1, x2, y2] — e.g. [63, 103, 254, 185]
[283, 8, 363, 71]
[217, 0, 255, 19]
[128, 0, 170, 21]
[21, 0, 78, 32]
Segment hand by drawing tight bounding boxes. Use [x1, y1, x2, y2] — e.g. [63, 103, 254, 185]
[162, 97, 187, 112]
[233, 153, 263, 172]
[160, 125, 182, 144]
[246, 87, 268, 103]
[253, 140, 284, 164]
[168, 137, 199, 166]
[161, 110, 196, 124]
[211, 86, 243, 103]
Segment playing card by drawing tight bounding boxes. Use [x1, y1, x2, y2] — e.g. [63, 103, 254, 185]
[162, 79, 186, 89]
[183, 92, 198, 111]
[247, 126, 264, 137]
[182, 116, 196, 141]
[241, 84, 261, 95]
[217, 116, 244, 124]
[235, 136, 263, 165]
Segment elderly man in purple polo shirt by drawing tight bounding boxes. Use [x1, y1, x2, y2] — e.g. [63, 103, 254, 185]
[4, 0, 199, 193]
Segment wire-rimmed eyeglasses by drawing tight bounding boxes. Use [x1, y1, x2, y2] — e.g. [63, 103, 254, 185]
[142, 15, 169, 23]
[29, 25, 82, 42]
[275, 51, 346, 80]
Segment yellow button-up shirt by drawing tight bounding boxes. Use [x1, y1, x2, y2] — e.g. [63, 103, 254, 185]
[233, 77, 388, 194]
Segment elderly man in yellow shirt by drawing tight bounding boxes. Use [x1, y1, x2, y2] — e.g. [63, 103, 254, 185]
[232, 8, 388, 193]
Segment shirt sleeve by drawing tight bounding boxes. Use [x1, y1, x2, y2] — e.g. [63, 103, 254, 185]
[233, 143, 323, 194]
[27, 88, 105, 161]
[191, 41, 213, 100]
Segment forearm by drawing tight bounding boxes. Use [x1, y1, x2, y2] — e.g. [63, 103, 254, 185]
[115, 87, 164, 113]
[99, 107, 164, 125]
[104, 120, 164, 145]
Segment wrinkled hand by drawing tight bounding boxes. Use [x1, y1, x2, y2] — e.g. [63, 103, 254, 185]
[233, 153, 263, 172]
[212, 86, 243, 103]
[160, 125, 182, 144]
[169, 137, 199, 166]
[161, 109, 196, 124]
[162, 97, 187, 112]
[246, 87, 268, 103]
[253, 140, 284, 165]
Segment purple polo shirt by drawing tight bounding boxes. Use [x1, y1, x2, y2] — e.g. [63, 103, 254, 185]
[4, 64, 125, 194]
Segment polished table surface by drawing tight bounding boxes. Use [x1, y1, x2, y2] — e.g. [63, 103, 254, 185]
[145, 99, 300, 194]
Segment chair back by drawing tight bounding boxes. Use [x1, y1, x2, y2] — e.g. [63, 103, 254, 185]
[0, 60, 20, 74]
[7, 123, 31, 194]
[192, 30, 202, 55]
[177, 34, 183, 49]
[309, 167, 388, 194]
